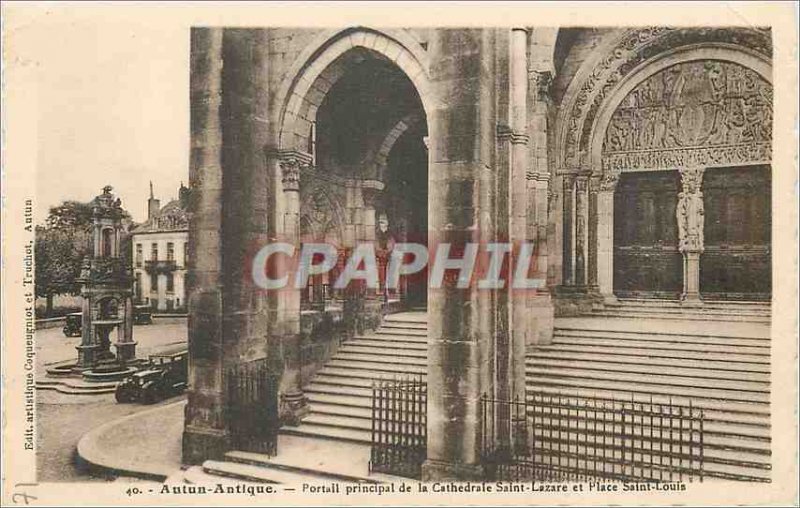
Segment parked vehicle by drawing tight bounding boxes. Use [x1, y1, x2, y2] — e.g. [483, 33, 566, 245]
[133, 304, 153, 325]
[115, 348, 188, 404]
[62, 312, 82, 337]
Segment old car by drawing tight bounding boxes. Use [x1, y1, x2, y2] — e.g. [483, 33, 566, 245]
[133, 304, 153, 325]
[115, 348, 187, 404]
[62, 312, 82, 337]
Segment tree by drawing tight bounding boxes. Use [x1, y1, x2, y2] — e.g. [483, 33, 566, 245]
[36, 199, 134, 316]
[35, 226, 89, 315]
[45, 200, 95, 229]
[35, 201, 94, 316]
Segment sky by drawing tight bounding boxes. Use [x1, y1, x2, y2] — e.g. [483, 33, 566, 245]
[19, 10, 189, 223]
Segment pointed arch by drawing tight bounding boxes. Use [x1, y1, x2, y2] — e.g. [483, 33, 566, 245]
[273, 27, 432, 152]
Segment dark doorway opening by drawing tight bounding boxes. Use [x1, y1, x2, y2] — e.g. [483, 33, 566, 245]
[613, 171, 682, 299]
[701, 165, 771, 301]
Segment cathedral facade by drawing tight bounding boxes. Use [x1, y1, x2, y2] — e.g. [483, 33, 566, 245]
[182, 26, 772, 480]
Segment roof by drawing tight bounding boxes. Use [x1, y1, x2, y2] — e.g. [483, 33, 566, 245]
[131, 197, 189, 234]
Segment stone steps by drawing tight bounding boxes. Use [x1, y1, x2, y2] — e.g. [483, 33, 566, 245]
[527, 350, 769, 373]
[36, 378, 118, 395]
[604, 299, 770, 315]
[534, 343, 768, 364]
[224, 447, 399, 483]
[555, 328, 770, 347]
[348, 338, 427, 350]
[551, 336, 768, 356]
[340, 343, 427, 358]
[526, 358, 769, 383]
[592, 307, 770, 323]
[524, 314, 771, 482]
[185, 436, 400, 485]
[355, 333, 427, 345]
[374, 329, 427, 338]
[614, 298, 770, 309]
[206, 312, 771, 483]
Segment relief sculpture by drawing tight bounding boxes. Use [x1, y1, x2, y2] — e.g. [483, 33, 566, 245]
[676, 166, 705, 253]
[300, 180, 345, 244]
[603, 60, 772, 171]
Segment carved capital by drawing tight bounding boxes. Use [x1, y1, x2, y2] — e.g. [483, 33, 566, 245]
[589, 175, 601, 194]
[361, 179, 385, 209]
[280, 162, 301, 192]
[599, 168, 621, 192]
[276, 150, 313, 193]
[530, 70, 553, 102]
[562, 173, 576, 192]
[575, 176, 589, 193]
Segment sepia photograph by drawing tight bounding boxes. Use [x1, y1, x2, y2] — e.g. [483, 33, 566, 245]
[2, 2, 797, 506]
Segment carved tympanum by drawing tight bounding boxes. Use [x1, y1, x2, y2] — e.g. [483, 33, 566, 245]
[602, 60, 772, 172]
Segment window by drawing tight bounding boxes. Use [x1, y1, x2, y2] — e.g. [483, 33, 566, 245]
[151, 272, 158, 292]
[167, 242, 175, 262]
[184, 242, 189, 267]
[166, 273, 174, 293]
[151, 243, 159, 261]
[135, 244, 143, 268]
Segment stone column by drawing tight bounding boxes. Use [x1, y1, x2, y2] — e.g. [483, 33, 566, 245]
[75, 283, 95, 368]
[574, 175, 589, 287]
[509, 28, 529, 406]
[561, 174, 575, 286]
[422, 28, 497, 481]
[182, 27, 228, 464]
[114, 294, 136, 362]
[361, 180, 384, 302]
[596, 169, 620, 304]
[527, 69, 554, 345]
[677, 166, 705, 306]
[278, 151, 311, 425]
[587, 176, 599, 290]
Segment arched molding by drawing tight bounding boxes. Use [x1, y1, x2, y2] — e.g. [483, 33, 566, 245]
[366, 112, 423, 181]
[274, 27, 432, 152]
[590, 44, 773, 174]
[554, 27, 772, 172]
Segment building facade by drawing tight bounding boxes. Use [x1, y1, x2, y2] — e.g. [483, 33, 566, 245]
[131, 184, 190, 312]
[182, 26, 772, 479]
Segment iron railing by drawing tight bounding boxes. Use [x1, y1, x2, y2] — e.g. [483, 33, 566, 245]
[481, 392, 704, 483]
[369, 375, 427, 479]
[225, 358, 280, 456]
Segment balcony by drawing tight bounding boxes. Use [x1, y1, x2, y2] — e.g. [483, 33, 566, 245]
[144, 259, 178, 274]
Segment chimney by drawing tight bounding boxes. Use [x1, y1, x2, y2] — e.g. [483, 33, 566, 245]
[147, 181, 160, 221]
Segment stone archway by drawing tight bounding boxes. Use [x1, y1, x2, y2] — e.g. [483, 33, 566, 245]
[274, 28, 432, 154]
[552, 27, 772, 306]
[268, 28, 431, 424]
[592, 54, 772, 303]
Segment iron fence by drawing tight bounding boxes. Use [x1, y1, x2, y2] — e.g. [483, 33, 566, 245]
[225, 358, 280, 456]
[369, 375, 427, 479]
[481, 392, 704, 483]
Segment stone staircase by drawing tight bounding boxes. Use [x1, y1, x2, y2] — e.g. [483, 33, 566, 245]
[593, 298, 771, 323]
[528, 316, 771, 482]
[281, 312, 427, 444]
[201, 309, 770, 483]
[178, 435, 398, 485]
